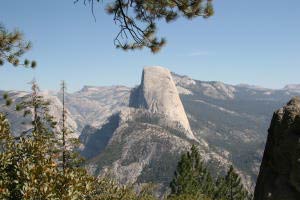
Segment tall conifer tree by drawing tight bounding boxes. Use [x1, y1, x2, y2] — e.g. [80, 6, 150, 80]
[170, 145, 215, 198]
[0, 81, 60, 199]
[214, 165, 250, 200]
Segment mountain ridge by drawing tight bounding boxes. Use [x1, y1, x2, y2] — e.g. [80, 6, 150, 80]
[2, 66, 300, 192]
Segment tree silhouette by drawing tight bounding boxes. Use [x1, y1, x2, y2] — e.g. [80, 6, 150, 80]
[170, 145, 215, 198]
[77, 0, 214, 53]
[0, 24, 36, 68]
[214, 165, 250, 200]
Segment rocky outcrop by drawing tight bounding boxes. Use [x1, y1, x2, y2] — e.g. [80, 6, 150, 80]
[130, 66, 195, 140]
[254, 97, 300, 200]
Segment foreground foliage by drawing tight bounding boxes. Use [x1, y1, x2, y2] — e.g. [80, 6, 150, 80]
[79, 0, 214, 53]
[0, 82, 156, 200]
[0, 24, 36, 68]
[214, 166, 251, 200]
[169, 145, 251, 200]
[170, 145, 214, 198]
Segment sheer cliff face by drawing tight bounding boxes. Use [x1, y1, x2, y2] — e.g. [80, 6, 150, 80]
[85, 67, 227, 191]
[254, 97, 300, 200]
[131, 66, 195, 140]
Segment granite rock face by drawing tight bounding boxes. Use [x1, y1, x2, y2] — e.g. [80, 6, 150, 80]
[4, 67, 300, 191]
[86, 107, 230, 194]
[130, 66, 195, 140]
[254, 97, 300, 200]
[84, 67, 233, 194]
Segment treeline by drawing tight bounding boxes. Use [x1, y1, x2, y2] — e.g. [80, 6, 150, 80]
[168, 145, 252, 200]
[0, 82, 250, 200]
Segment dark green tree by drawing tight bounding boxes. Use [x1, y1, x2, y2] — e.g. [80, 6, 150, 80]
[2, 93, 13, 106]
[0, 24, 36, 68]
[170, 145, 215, 199]
[78, 0, 214, 53]
[214, 165, 250, 200]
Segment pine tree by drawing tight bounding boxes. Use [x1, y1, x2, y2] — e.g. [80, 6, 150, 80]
[0, 24, 36, 68]
[57, 81, 94, 199]
[16, 80, 56, 135]
[59, 81, 82, 169]
[214, 165, 250, 200]
[15, 80, 60, 199]
[78, 0, 214, 53]
[61, 80, 67, 173]
[0, 81, 61, 199]
[2, 92, 12, 106]
[170, 145, 215, 198]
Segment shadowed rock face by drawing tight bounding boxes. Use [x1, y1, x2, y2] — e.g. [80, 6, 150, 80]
[130, 66, 195, 140]
[254, 97, 300, 200]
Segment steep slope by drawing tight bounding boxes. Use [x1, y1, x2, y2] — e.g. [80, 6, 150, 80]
[84, 67, 208, 190]
[172, 73, 295, 187]
[2, 67, 300, 191]
[87, 108, 194, 185]
[254, 97, 300, 200]
[130, 66, 195, 140]
[86, 107, 232, 193]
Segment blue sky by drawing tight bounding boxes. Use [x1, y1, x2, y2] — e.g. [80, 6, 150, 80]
[1, 0, 300, 92]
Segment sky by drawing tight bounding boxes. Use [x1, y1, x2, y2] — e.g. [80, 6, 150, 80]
[0, 0, 300, 92]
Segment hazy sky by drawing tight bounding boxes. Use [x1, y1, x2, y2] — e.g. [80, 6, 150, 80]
[1, 0, 300, 92]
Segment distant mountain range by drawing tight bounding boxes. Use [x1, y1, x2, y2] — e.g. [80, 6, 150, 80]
[1, 66, 299, 193]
